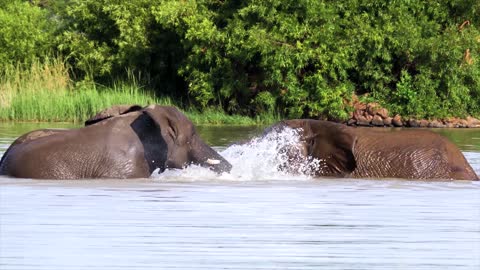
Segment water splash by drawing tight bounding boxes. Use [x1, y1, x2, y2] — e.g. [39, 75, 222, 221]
[152, 127, 322, 181]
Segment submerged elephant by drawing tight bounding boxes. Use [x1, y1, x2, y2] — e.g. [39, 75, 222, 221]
[263, 119, 478, 180]
[0, 105, 231, 179]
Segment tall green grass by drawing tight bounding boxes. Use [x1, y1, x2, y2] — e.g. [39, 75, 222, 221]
[0, 58, 277, 125]
[2, 85, 168, 122]
[0, 58, 161, 122]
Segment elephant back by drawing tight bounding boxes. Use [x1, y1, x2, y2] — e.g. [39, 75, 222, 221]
[85, 105, 143, 126]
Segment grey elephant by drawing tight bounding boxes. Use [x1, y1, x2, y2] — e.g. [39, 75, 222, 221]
[84, 104, 143, 125]
[0, 105, 231, 179]
[264, 119, 478, 180]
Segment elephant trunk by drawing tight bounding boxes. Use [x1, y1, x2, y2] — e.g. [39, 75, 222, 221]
[191, 135, 232, 174]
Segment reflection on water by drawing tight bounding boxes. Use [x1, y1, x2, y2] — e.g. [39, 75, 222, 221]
[196, 125, 265, 147]
[433, 128, 480, 152]
[1, 122, 480, 270]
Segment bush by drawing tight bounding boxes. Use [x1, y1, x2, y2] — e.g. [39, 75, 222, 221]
[346, 1, 480, 118]
[2, 0, 479, 120]
[149, 0, 480, 119]
[0, 0, 57, 70]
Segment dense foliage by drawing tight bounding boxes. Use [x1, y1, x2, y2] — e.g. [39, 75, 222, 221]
[0, 0, 56, 68]
[1, 0, 479, 119]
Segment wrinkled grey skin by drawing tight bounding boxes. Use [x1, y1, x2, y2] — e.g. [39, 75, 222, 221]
[84, 104, 143, 125]
[267, 119, 479, 180]
[0, 105, 231, 179]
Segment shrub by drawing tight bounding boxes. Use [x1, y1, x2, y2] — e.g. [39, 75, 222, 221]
[0, 0, 56, 70]
[2, 0, 479, 120]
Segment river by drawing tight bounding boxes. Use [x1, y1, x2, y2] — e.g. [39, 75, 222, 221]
[1, 122, 479, 270]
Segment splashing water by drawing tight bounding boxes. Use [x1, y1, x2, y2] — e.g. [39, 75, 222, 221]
[152, 127, 323, 181]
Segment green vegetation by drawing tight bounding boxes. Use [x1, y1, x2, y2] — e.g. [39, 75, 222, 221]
[1, 0, 479, 122]
[0, 57, 156, 122]
[0, 58, 271, 124]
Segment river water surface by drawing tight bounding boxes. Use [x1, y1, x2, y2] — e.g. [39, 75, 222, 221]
[1, 123, 479, 270]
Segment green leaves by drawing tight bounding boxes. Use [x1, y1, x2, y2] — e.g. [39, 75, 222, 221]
[1, 0, 479, 119]
[343, 0, 480, 118]
[0, 0, 56, 70]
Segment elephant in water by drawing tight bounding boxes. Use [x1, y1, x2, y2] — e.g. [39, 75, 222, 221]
[263, 119, 478, 180]
[0, 105, 232, 179]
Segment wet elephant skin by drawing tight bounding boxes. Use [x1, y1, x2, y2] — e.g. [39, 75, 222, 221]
[0, 105, 231, 179]
[268, 119, 479, 180]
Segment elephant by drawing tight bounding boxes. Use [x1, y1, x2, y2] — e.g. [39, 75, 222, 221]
[0, 105, 232, 179]
[262, 119, 479, 180]
[84, 104, 143, 125]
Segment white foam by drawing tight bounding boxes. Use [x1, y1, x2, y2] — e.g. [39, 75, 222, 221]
[152, 127, 322, 182]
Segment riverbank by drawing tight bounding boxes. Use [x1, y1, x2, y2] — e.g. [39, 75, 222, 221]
[0, 59, 277, 125]
[0, 86, 277, 125]
[3, 85, 479, 127]
[3, 86, 480, 127]
[343, 99, 480, 128]
[1, 59, 478, 127]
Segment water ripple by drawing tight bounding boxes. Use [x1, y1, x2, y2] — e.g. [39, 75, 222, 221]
[1, 124, 480, 270]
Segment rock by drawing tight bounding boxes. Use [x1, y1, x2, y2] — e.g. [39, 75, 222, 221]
[443, 117, 458, 125]
[346, 99, 477, 128]
[356, 115, 371, 126]
[408, 119, 420, 127]
[353, 109, 364, 120]
[392, 115, 403, 127]
[372, 115, 384, 126]
[383, 117, 393, 126]
[376, 108, 389, 119]
[466, 116, 480, 128]
[428, 120, 445, 128]
[366, 102, 380, 116]
[354, 103, 367, 111]
[364, 112, 374, 122]
[419, 119, 429, 128]
[456, 119, 468, 128]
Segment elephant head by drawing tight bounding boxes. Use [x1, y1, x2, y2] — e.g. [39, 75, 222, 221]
[83, 104, 232, 174]
[272, 119, 357, 177]
[140, 105, 232, 174]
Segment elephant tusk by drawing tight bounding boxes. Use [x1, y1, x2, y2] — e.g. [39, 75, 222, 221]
[206, 159, 221, 165]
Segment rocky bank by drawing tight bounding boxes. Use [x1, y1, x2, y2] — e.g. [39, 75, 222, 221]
[343, 101, 480, 128]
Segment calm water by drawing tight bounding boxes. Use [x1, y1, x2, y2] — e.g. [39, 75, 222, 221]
[1, 122, 480, 270]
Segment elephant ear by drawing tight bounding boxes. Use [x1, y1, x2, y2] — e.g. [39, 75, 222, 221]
[303, 120, 357, 176]
[85, 105, 143, 126]
[142, 105, 193, 145]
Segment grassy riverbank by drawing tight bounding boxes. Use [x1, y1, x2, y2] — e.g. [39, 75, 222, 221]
[0, 87, 277, 125]
[0, 59, 277, 125]
[3, 57, 477, 127]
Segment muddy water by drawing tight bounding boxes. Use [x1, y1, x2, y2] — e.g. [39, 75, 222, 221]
[1, 123, 479, 270]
